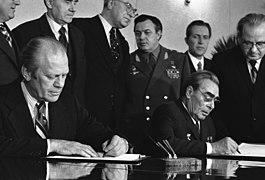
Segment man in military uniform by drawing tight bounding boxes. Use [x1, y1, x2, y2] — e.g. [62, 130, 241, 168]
[122, 14, 190, 154]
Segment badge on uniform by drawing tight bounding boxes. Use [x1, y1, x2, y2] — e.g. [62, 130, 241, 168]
[187, 133, 191, 141]
[166, 61, 180, 79]
[130, 65, 139, 75]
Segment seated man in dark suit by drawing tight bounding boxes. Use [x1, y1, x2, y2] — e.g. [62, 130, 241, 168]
[150, 70, 238, 157]
[0, 37, 128, 157]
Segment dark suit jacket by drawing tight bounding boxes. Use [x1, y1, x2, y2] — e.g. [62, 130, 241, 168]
[185, 51, 211, 73]
[121, 46, 190, 154]
[211, 46, 265, 143]
[12, 14, 86, 105]
[150, 100, 216, 157]
[0, 79, 114, 157]
[0, 23, 21, 85]
[72, 16, 130, 130]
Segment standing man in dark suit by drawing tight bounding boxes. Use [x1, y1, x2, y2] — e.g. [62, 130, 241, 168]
[0, 0, 21, 85]
[211, 13, 265, 143]
[185, 20, 212, 73]
[150, 71, 238, 157]
[121, 14, 190, 154]
[72, 0, 138, 130]
[12, 0, 86, 105]
[0, 37, 128, 157]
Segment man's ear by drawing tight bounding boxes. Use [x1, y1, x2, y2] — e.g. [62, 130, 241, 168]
[186, 85, 194, 99]
[107, 0, 115, 9]
[44, 0, 53, 9]
[21, 66, 32, 82]
[184, 37, 189, 45]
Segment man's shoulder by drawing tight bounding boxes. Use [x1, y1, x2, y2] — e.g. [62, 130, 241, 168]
[12, 15, 44, 32]
[72, 15, 99, 29]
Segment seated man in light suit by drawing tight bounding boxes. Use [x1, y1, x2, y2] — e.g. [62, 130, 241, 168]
[150, 70, 238, 157]
[0, 37, 128, 157]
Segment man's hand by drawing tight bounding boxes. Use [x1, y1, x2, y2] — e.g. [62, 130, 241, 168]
[49, 139, 99, 157]
[102, 135, 128, 157]
[211, 137, 238, 155]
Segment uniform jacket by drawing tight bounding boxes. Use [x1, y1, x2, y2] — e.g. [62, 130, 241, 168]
[121, 46, 190, 154]
[150, 99, 216, 157]
[72, 16, 130, 130]
[185, 51, 212, 73]
[12, 14, 86, 105]
[0, 79, 114, 157]
[0, 22, 21, 85]
[211, 46, 265, 143]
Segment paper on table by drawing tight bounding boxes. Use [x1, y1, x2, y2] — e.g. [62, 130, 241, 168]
[234, 143, 265, 157]
[46, 154, 147, 162]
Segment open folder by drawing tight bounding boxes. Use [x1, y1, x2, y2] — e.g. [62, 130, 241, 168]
[46, 154, 148, 164]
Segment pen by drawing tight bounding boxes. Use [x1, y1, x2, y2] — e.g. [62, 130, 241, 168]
[148, 136, 173, 158]
[162, 140, 177, 158]
[236, 149, 241, 154]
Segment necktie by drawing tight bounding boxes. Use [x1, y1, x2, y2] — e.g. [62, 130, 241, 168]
[59, 26, 68, 49]
[197, 61, 202, 71]
[0, 23, 12, 47]
[249, 60, 258, 83]
[35, 102, 49, 139]
[195, 120, 200, 135]
[110, 27, 120, 61]
[148, 53, 156, 70]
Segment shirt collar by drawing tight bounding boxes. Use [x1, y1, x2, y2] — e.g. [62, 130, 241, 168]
[188, 51, 204, 70]
[46, 13, 68, 39]
[99, 14, 112, 45]
[247, 58, 261, 69]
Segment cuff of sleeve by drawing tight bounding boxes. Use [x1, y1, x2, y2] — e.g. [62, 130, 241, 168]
[47, 139, 51, 155]
[206, 142, 213, 154]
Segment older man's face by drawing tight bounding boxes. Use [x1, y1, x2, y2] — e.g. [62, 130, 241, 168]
[187, 79, 219, 121]
[0, 0, 20, 22]
[240, 22, 265, 61]
[109, 0, 137, 28]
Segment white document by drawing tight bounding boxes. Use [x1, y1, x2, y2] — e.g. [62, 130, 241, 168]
[234, 143, 265, 157]
[46, 154, 147, 162]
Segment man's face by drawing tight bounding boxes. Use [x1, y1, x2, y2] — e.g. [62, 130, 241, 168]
[187, 79, 219, 121]
[185, 25, 210, 59]
[110, 0, 137, 28]
[134, 19, 161, 53]
[239, 23, 265, 61]
[25, 50, 69, 102]
[0, 0, 20, 23]
[47, 0, 78, 25]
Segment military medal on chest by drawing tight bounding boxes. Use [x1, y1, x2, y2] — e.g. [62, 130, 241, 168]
[166, 60, 180, 79]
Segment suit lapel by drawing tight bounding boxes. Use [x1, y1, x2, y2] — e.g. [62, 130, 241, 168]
[132, 51, 152, 77]
[254, 56, 265, 89]
[185, 51, 196, 73]
[6, 80, 38, 138]
[177, 101, 200, 139]
[39, 14, 56, 38]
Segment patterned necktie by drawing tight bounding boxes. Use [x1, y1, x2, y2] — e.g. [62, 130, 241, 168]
[197, 61, 202, 71]
[35, 102, 49, 139]
[249, 60, 258, 83]
[59, 26, 68, 49]
[110, 27, 120, 61]
[0, 23, 12, 47]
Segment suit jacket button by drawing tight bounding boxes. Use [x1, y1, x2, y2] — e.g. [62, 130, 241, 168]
[163, 95, 168, 100]
[146, 106, 150, 110]
[145, 95, 150, 99]
[146, 117, 150, 121]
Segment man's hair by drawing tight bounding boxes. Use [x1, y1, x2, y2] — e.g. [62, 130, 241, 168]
[134, 14, 163, 33]
[21, 36, 67, 73]
[237, 13, 265, 38]
[186, 20, 212, 38]
[182, 70, 219, 97]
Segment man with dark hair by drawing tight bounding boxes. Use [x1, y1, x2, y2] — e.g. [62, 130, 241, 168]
[121, 14, 190, 154]
[0, 37, 128, 157]
[12, 0, 86, 105]
[72, 0, 138, 130]
[185, 20, 212, 73]
[211, 13, 265, 143]
[0, 0, 21, 85]
[150, 70, 238, 157]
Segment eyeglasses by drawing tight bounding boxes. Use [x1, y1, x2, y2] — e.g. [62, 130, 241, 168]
[197, 89, 220, 104]
[115, 0, 138, 18]
[241, 41, 265, 50]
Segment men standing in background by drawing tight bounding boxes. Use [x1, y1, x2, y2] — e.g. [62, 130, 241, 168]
[211, 13, 265, 143]
[122, 14, 190, 154]
[72, 0, 138, 130]
[12, 0, 86, 105]
[0, 0, 21, 85]
[185, 20, 212, 73]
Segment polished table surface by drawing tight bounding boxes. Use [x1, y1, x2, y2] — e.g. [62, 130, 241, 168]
[1, 156, 265, 179]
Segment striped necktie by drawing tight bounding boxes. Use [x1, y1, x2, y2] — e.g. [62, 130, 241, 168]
[0, 23, 12, 47]
[35, 102, 49, 138]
